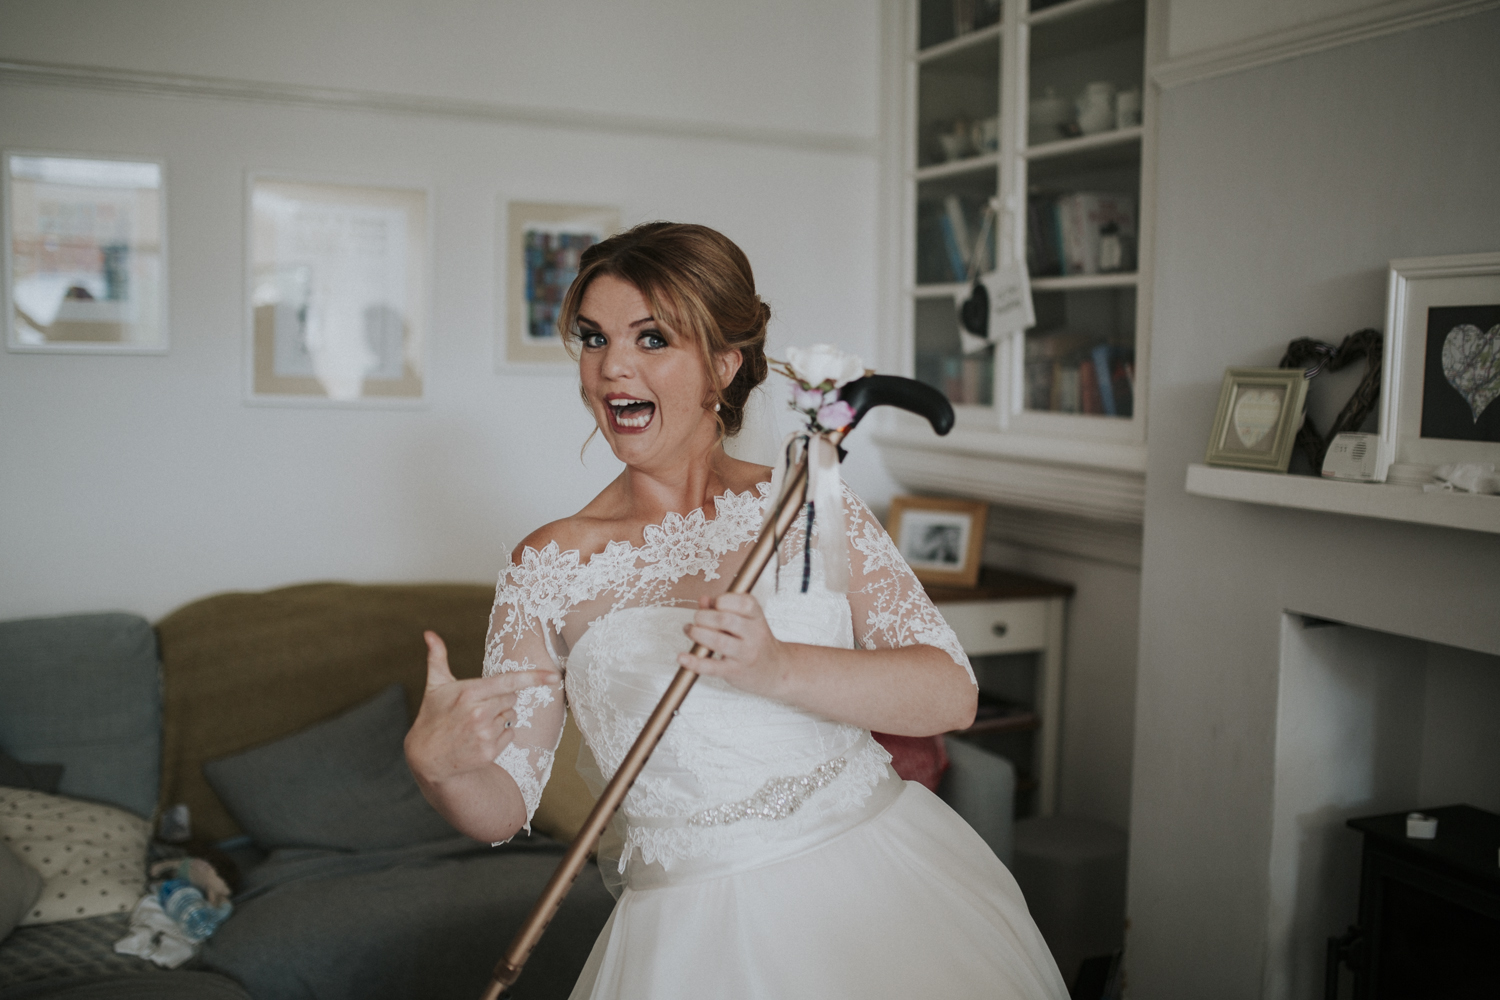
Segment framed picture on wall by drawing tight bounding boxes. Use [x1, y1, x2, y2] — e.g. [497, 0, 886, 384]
[887, 495, 988, 588]
[248, 176, 429, 405]
[501, 201, 620, 369]
[1378, 252, 1500, 482]
[1204, 367, 1308, 472]
[4, 151, 167, 353]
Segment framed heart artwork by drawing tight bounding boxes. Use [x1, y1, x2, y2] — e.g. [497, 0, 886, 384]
[1378, 252, 1500, 483]
[1204, 367, 1309, 472]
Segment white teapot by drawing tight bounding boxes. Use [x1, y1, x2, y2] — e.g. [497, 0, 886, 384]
[1076, 82, 1115, 135]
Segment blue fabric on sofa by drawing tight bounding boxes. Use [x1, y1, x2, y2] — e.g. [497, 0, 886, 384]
[0, 614, 161, 820]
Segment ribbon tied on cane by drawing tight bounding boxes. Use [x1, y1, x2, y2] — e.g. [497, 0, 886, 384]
[768, 345, 869, 594]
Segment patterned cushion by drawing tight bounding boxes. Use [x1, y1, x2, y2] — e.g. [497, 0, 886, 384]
[1, 839, 43, 940]
[0, 789, 148, 926]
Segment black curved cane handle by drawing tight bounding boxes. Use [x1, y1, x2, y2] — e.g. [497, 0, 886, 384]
[838, 375, 955, 436]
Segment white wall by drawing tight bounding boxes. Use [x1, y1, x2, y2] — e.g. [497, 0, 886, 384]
[1131, 7, 1500, 997]
[0, 1, 895, 622]
[1166, 0, 1400, 57]
[987, 537, 1141, 831]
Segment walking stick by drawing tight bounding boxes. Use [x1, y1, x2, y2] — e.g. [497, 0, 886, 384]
[481, 375, 954, 1000]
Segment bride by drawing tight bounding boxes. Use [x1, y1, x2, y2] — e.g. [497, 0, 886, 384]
[404, 222, 1066, 999]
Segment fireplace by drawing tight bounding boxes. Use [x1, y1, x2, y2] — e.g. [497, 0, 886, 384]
[1260, 616, 1500, 1000]
[1327, 804, 1500, 998]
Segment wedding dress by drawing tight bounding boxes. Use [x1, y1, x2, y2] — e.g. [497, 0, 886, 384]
[484, 483, 1067, 999]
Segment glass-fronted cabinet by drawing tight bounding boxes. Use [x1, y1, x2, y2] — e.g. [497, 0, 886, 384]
[897, 0, 1153, 470]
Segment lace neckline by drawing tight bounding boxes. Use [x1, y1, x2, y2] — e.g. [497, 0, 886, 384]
[516, 481, 772, 569]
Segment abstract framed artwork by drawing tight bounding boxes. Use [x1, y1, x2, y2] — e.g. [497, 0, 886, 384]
[1204, 367, 1308, 473]
[1378, 252, 1500, 482]
[248, 176, 429, 405]
[501, 201, 620, 369]
[887, 495, 988, 588]
[4, 151, 167, 353]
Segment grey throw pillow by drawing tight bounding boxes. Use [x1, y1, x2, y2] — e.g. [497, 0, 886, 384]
[0, 750, 63, 793]
[0, 838, 43, 940]
[203, 684, 457, 852]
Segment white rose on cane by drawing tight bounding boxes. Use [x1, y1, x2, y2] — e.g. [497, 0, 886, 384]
[784, 344, 865, 390]
[779, 344, 865, 433]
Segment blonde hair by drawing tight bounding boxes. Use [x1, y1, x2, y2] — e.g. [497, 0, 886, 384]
[558, 221, 770, 438]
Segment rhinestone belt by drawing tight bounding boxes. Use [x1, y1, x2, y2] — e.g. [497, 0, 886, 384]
[686, 754, 850, 827]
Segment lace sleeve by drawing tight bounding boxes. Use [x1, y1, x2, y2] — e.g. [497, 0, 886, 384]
[481, 553, 568, 837]
[842, 486, 976, 685]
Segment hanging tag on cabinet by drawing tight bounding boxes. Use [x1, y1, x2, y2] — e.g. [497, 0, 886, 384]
[982, 260, 1035, 339]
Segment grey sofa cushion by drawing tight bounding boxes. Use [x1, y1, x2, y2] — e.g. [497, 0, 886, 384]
[0, 614, 160, 820]
[0, 841, 42, 942]
[203, 684, 456, 852]
[202, 837, 614, 1000]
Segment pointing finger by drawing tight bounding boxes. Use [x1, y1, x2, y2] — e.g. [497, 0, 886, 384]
[424, 631, 456, 690]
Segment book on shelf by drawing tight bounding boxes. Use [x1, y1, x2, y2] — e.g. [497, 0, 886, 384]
[923, 194, 997, 284]
[1022, 335, 1136, 417]
[1026, 191, 1137, 278]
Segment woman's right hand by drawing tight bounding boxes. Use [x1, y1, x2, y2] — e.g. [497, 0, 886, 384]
[404, 630, 561, 790]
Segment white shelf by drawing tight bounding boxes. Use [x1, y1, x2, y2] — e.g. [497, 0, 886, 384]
[1025, 0, 1132, 27]
[1030, 272, 1138, 291]
[1023, 125, 1143, 161]
[1185, 464, 1500, 535]
[914, 22, 1002, 63]
[913, 152, 1001, 181]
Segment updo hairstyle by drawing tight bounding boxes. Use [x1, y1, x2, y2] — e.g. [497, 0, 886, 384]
[558, 221, 770, 438]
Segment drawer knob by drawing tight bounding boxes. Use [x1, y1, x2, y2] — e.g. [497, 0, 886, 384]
[991, 622, 1008, 637]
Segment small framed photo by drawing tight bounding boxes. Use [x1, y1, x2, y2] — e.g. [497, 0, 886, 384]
[501, 201, 620, 369]
[1378, 252, 1500, 481]
[1204, 367, 1308, 472]
[248, 176, 429, 405]
[5, 151, 167, 353]
[887, 495, 988, 588]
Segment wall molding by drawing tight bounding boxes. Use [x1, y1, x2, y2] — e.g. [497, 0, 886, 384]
[984, 503, 1143, 569]
[1151, 0, 1499, 89]
[0, 57, 878, 157]
[875, 433, 1146, 525]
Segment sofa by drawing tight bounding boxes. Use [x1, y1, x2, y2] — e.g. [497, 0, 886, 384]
[0, 582, 1016, 1000]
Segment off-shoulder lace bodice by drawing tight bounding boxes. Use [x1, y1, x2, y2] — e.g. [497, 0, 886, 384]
[481, 482, 973, 873]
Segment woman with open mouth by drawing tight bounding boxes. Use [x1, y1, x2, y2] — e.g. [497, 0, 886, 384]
[405, 222, 1066, 1000]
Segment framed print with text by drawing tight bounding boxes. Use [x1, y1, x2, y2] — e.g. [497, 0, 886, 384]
[5, 151, 167, 353]
[1204, 367, 1308, 473]
[249, 177, 428, 404]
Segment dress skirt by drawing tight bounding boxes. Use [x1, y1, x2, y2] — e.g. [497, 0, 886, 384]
[567, 774, 1069, 1000]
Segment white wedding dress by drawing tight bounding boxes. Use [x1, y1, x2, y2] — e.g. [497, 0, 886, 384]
[484, 483, 1067, 1000]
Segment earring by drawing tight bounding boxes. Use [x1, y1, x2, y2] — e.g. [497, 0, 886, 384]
[714, 402, 721, 412]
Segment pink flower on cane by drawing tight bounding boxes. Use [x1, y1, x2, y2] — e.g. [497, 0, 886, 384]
[816, 399, 856, 430]
[792, 385, 824, 412]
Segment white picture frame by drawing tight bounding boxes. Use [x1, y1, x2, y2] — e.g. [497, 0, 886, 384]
[1378, 252, 1500, 482]
[247, 175, 430, 406]
[4, 150, 168, 354]
[500, 200, 620, 371]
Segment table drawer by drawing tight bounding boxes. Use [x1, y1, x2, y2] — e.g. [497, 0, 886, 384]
[936, 599, 1049, 656]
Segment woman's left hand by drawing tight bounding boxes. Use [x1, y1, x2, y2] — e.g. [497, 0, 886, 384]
[680, 593, 791, 699]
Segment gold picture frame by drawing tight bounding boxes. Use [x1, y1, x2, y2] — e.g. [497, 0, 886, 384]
[887, 495, 988, 588]
[501, 201, 620, 369]
[1204, 366, 1309, 472]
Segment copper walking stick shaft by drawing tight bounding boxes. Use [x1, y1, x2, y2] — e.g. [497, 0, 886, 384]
[482, 448, 827, 1000]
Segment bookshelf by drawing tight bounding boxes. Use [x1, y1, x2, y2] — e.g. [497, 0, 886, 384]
[881, 0, 1157, 522]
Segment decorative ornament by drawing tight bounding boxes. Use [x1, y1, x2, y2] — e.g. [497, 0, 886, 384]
[1278, 329, 1382, 471]
[766, 344, 870, 593]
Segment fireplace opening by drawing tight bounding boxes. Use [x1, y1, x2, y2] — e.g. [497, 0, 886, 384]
[1262, 615, 1500, 1000]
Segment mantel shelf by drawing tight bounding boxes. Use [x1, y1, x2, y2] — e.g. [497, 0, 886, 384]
[1184, 464, 1500, 535]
